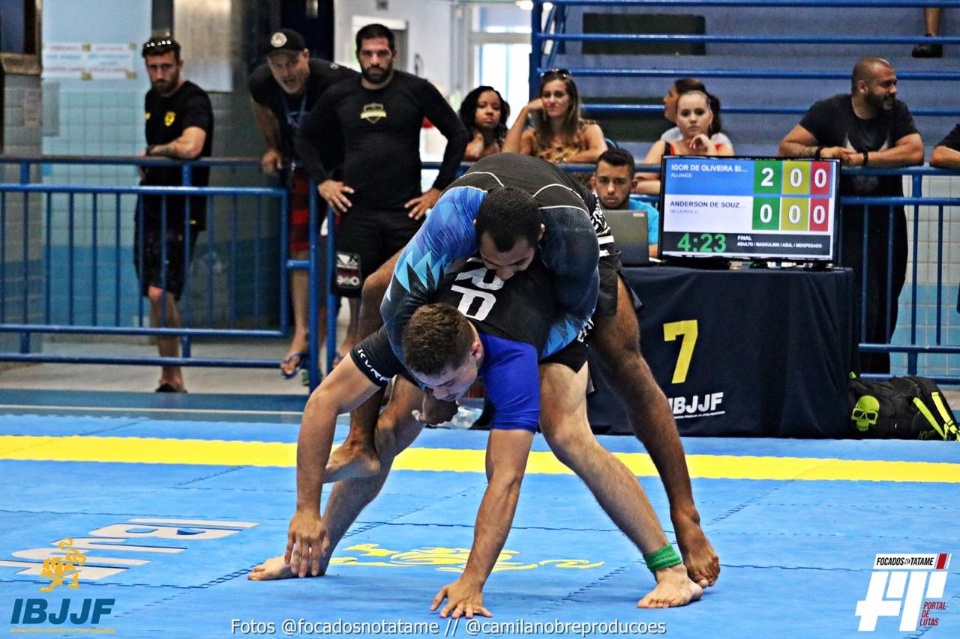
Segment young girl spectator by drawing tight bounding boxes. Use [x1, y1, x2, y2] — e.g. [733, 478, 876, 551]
[637, 90, 735, 195]
[660, 78, 731, 149]
[459, 86, 510, 161]
[503, 69, 607, 164]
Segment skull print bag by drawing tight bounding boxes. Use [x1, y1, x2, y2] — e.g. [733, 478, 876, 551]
[848, 374, 958, 440]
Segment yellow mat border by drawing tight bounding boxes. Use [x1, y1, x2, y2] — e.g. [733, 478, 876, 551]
[1, 435, 958, 482]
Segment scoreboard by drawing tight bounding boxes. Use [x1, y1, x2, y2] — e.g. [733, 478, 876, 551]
[658, 156, 840, 262]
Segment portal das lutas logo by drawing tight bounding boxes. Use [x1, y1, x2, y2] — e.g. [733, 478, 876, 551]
[9, 538, 115, 628]
[855, 553, 950, 631]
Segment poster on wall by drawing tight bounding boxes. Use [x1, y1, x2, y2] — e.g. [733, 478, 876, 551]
[42, 42, 138, 80]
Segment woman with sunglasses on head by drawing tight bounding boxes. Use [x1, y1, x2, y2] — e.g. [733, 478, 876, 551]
[503, 69, 608, 165]
[660, 78, 731, 150]
[636, 89, 735, 195]
[459, 86, 511, 161]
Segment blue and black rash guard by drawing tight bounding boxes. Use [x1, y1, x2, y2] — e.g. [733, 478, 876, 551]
[382, 153, 603, 361]
[353, 257, 555, 431]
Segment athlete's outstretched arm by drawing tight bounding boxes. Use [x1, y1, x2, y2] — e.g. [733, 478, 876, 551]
[430, 428, 534, 618]
[286, 356, 379, 577]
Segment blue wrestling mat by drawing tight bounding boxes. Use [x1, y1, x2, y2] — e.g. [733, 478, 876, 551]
[0, 396, 958, 638]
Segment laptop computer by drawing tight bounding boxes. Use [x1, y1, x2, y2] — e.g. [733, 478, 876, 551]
[603, 208, 650, 266]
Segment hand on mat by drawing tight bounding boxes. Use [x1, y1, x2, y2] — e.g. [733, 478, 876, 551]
[431, 578, 491, 619]
[285, 509, 330, 578]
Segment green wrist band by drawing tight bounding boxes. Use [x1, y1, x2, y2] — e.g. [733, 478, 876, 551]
[643, 544, 682, 572]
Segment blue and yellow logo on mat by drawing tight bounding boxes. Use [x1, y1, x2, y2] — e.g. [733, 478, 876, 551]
[9, 538, 116, 629]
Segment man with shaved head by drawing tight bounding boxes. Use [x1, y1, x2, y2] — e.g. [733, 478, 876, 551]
[778, 57, 924, 373]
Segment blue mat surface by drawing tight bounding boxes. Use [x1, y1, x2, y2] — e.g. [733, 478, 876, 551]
[1, 402, 958, 638]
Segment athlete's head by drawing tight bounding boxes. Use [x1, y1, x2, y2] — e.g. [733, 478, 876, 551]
[475, 187, 544, 281]
[403, 304, 481, 402]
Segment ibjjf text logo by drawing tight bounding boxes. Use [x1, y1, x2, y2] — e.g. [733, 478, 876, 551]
[10, 538, 115, 627]
[855, 553, 950, 631]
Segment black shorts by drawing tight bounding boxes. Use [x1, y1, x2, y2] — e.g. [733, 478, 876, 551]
[596, 253, 643, 317]
[133, 222, 200, 301]
[333, 207, 422, 297]
[541, 337, 589, 373]
[350, 327, 418, 387]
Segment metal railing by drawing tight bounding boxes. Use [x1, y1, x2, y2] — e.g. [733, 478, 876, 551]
[0, 156, 330, 390]
[2, 156, 958, 387]
[530, 0, 960, 120]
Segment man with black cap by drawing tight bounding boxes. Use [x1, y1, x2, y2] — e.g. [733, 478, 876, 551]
[249, 28, 359, 380]
[138, 35, 214, 393]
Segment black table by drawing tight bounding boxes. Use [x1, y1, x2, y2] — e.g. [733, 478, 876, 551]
[587, 265, 857, 437]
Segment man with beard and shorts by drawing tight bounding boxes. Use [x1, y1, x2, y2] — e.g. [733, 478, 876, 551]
[249, 28, 358, 378]
[137, 36, 213, 393]
[779, 57, 924, 373]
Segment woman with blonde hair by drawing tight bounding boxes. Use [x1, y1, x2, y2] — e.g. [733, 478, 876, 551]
[503, 69, 607, 164]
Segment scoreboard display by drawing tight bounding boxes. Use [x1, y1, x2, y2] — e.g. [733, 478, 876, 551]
[658, 156, 840, 262]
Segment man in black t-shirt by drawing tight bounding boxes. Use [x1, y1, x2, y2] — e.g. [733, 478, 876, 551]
[779, 57, 924, 373]
[931, 124, 960, 169]
[137, 36, 214, 393]
[249, 29, 358, 379]
[295, 23, 469, 361]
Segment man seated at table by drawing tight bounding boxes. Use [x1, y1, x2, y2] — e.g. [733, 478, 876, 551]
[592, 148, 659, 258]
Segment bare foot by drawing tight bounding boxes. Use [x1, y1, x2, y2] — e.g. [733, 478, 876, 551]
[248, 555, 301, 581]
[637, 564, 703, 608]
[675, 516, 720, 588]
[325, 441, 381, 483]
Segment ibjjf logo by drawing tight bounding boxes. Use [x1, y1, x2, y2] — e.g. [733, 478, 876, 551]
[39, 539, 85, 593]
[855, 553, 950, 631]
[10, 538, 116, 627]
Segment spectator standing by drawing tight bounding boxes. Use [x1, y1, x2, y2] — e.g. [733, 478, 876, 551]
[137, 36, 213, 393]
[778, 57, 924, 374]
[295, 23, 469, 361]
[458, 85, 510, 161]
[502, 69, 607, 165]
[249, 28, 358, 379]
[912, 8, 945, 58]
